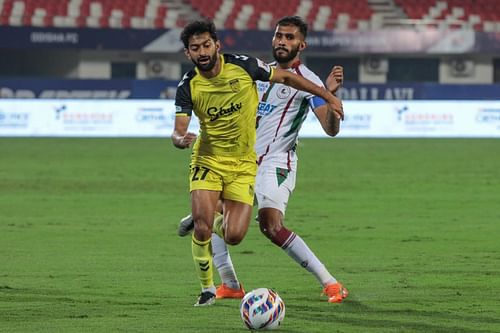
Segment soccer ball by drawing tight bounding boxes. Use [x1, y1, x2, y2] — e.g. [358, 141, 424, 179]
[240, 288, 285, 330]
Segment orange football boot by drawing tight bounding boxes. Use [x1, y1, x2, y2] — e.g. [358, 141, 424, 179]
[215, 283, 245, 299]
[322, 282, 349, 303]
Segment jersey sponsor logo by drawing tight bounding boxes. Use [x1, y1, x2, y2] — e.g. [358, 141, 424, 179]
[276, 86, 291, 99]
[229, 79, 240, 92]
[257, 102, 277, 116]
[207, 102, 242, 121]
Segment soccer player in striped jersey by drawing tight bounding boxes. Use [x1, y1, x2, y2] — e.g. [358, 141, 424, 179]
[173, 19, 343, 306]
[179, 16, 348, 304]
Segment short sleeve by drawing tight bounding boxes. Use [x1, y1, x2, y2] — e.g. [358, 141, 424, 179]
[300, 68, 327, 110]
[309, 96, 326, 110]
[225, 54, 274, 82]
[175, 72, 194, 116]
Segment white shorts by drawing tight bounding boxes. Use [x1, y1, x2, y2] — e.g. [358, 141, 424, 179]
[255, 162, 296, 214]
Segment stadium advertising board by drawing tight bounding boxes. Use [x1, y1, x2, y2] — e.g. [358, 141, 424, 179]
[303, 101, 500, 138]
[0, 99, 198, 137]
[1, 100, 499, 138]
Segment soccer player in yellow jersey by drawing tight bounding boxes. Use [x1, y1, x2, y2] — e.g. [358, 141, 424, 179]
[171, 19, 343, 306]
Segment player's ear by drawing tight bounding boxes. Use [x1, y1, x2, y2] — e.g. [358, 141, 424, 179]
[215, 40, 221, 52]
[184, 48, 191, 60]
[299, 41, 307, 51]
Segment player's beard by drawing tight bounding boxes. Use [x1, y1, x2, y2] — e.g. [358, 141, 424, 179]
[272, 45, 299, 64]
[193, 52, 218, 72]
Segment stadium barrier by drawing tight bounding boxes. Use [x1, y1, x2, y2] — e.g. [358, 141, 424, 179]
[1, 99, 499, 138]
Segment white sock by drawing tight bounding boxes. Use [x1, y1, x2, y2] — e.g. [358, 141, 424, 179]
[283, 234, 337, 287]
[202, 286, 216, 294]
[212, 233, 240, 290]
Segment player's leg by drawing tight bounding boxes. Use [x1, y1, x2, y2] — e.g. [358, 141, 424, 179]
[189, 156, 227, 306]
[255, 163, 348, 303]
[221, 199, 253, 245]
[176, 200, 245, 299]
[258, 208, 347, 303]
[210, 200, 245, 299]
[190, 189, 220, 306]
[212, 233, 245, 299]
[259, 206, 338, 286]
[212, 200, 245, 299]
[178, 200, 222, 237]
[212, 199, 252, 298]
[219, 153, 256, 245]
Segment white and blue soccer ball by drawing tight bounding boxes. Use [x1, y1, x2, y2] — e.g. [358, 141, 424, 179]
[240, 288, 285, 330]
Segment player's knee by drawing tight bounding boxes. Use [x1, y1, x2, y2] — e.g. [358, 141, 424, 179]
[192, 216, 212, 238]
[222, 219, 247, 245]
[258, 212, 292, 247]
[225, 233, 244, 246]
[259, 221, 274, 239]
[259, 218, 283, 242]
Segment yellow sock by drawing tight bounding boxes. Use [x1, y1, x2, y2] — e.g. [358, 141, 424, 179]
[212, 212, 224, 239]
[191, 235, 214, 289]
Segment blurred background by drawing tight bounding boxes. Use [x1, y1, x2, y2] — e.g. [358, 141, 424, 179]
[0, 0, 499, 137]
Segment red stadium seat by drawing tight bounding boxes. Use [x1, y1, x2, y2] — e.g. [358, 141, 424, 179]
[0, 0, 497, 31]
[395, 0, 500, 30]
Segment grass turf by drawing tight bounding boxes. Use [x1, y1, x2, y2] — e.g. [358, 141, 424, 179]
[1, 138, 499, 333]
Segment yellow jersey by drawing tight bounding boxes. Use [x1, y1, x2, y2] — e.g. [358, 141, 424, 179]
[175, 54, 274, 157]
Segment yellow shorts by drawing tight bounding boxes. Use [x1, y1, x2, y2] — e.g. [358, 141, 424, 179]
[189, 152, 257, 206]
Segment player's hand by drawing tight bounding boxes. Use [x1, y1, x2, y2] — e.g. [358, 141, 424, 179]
[326, 66, 343, 94]
[327, 95, 344, 121]
[180, 132, 197, 148]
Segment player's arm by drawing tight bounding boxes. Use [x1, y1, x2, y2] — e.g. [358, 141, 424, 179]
[312, 65, 344, 136]
[312, 104, 340, 137]
[172, 115, 197, 149]
[271, 68, 343, 120]
[172, 74, 197, 149]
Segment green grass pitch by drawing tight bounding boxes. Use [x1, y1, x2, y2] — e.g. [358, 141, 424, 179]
[1, 138, 499, 333]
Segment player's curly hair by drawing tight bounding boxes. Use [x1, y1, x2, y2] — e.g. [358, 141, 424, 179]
[180, 19, 219, 48]
[276, 16, 308, 39]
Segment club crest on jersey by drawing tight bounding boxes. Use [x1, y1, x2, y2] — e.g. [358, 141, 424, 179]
[277, 86, 291, 99]
[229, 79, 240, 92]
